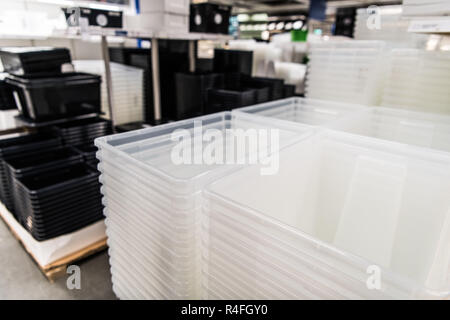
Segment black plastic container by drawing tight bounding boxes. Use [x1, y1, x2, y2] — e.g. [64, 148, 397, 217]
[0, 133, 61, 213]
[109, 41, 191, 123]
[175, 72, 224, 120]
[0, 47, 71, 76]
[14, 163, 103, 241]
[63, 7, 123, 28]
[72, 144, 97, 162]
[51, 117, 112, 146]
[0, 74, 16, 110]
[242, 76, 285, 101]
[283, 84, 296, 98]
[206, 88, 256, 114]
[190, 3, 231, 34]
[225, 73, 270, 104]
[213, 49, 253, 76]
[115, 122, 146, 133]
[6, 73, 101, 122]
[4, 146, 83, 217]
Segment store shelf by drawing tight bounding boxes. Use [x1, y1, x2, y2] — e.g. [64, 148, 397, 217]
[59, 26, 233, 41]
[14, 113, 101, 128]
[408, 17, 450, 34]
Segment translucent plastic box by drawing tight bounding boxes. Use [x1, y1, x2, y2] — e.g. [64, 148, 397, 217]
[203, 131, 450, 299]
[95, 111, 314, 299]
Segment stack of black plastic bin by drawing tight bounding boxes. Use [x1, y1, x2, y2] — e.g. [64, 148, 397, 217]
[51, 117, 112, 146]
[0, 73, 16, 110]
[0, 47, 101, 123]
[14, 163, 103, 240]
[175, 72, 225, 119]
[0, 133, 61, 215]
[0, 47, 108, 241]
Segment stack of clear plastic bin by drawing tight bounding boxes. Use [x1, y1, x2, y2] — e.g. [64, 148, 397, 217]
[236, 97, 367, 128]
[95, 111, 313, 299]
[305, 41, 388, 105]
[203, 129, 450, 299]
[237, 97, 450, 154]
[381, 49, 450, 115]
[74, 60, 144, 125]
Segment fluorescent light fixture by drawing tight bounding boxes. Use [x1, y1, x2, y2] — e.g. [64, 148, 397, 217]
[293, 20, 303, 30]
[237, 14, 250, 22]
[276, 22, 285, 30]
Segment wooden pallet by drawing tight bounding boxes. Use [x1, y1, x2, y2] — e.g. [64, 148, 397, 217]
[41, 238, 107, 281]
[0, 202, 107, 282]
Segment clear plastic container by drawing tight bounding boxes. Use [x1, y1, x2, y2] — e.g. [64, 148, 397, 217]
[96, 111, 314, 299]
[236, 97, 367, 128]
[203, 131, 450, 299]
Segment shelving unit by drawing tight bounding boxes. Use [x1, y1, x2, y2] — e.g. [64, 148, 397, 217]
[55, 26, 233, 127]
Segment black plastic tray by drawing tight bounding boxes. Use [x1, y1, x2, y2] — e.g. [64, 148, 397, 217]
[6, 72, 101, 122]
[20, 196, 103, 224]
[0, 133, 61, 212]
[16, 184, 101, 209]
[206, 88, 256, 113]
[27, 214, 103, 241]
[5, 147, 82, 178]
[15, 163, 99, 198]
[25, 209, 104, 235]
[0, 47, 71, 76]
[14, 183, 100, 222]
[52, 117, 111, 133]
[72, 144, 97, 161]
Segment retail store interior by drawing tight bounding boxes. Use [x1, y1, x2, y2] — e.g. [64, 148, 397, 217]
[0, 0, 449, 300]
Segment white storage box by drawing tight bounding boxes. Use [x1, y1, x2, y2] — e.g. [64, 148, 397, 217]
[203, 130, 450, 299]
[125, 12, 188, 33]
[138, 0, 190, 15]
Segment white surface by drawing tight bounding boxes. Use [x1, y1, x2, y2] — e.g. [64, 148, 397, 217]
[0, 202, 106, 267]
